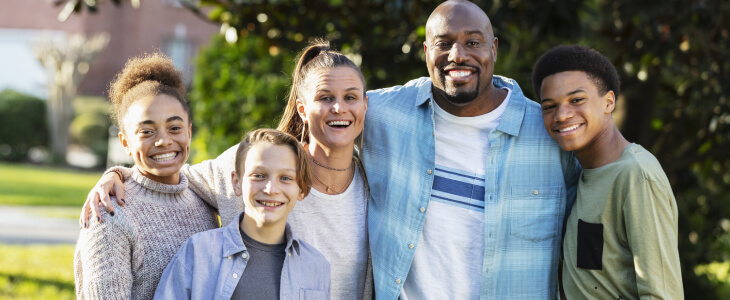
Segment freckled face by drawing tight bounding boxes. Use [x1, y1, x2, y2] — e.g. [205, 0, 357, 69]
[120, 94, 191, 185]
[296, 67, 367, 151]
[540, 71, 615, 153]
[232, 142, 303, 228]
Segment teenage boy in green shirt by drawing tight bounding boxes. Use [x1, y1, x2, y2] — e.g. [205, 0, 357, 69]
[532, 45, 683, 299]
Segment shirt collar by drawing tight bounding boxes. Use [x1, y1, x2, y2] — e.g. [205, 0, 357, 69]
[492, 75, 526, 137]
[415, 77, 434, 107]
[221, 211, 302, 258]
[416, 77, 528, 137]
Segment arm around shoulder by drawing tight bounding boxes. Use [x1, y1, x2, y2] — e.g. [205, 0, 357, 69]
[181, 143, 240, 211]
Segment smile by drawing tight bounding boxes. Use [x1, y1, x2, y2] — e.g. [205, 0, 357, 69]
[447, 70, 473, 78]
[559, 124, 580, 132]
[151, 152, 178, 162]
[257, 200, 284, 207]
[327, 120, 352, 128]
[556, 124, 582, 135]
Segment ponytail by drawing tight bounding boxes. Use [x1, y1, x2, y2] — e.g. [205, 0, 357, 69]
[277, 39, 365, 145]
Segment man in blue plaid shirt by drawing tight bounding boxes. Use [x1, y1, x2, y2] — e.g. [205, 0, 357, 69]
[361, 1, 580, 299]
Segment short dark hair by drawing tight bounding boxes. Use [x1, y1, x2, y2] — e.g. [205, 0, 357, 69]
[234, 128, 312, 198]
[532, 45, 620, 101]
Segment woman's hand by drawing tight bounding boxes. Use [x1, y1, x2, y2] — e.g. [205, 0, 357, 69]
[79, 171, 126, 228]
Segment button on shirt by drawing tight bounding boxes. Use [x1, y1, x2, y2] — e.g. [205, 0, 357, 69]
[362, 76, 580, 299]
[154, 212, 331, 300]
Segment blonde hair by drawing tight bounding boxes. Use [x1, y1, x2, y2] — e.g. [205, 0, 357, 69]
[234, 128, 312, 198]
[277, 39, 365, 144]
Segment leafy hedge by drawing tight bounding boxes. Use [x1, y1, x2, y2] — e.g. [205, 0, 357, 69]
[71, 96, 110, 164]
[0, 90, 48, 162]
[189, 35, 296, 162]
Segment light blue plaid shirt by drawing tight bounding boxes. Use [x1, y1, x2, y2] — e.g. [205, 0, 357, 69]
[362, 76, 580, 299]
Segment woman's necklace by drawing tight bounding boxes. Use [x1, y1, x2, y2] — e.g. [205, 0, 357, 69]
[311, 156, 354, 171]
[312, 167, 356, 194]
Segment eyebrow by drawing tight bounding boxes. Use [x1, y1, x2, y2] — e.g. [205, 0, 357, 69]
[249, 166, 297, 173]
[433, 30, 485, 39]
[317, 87, 362, 93]
[136, 116, 184, 127]
[167, 116, 184, 122]
[540, 89, 586, 103]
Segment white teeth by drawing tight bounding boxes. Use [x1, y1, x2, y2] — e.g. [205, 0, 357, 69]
[327, 121, 351, 126]
[259, 201, 283, 207]
[448, 70, 471, 78]
[152, 152, 176, 161]
[559, 124, 580, 132]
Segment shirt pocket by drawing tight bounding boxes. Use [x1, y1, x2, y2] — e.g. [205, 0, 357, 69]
[576, 219, 603, 270]
[509, 186, 563, 242]
[299, 288, 327, 300]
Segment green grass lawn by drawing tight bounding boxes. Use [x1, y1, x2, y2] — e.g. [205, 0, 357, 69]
[0, 244, 75, 300]
[0, 163, 101, 206]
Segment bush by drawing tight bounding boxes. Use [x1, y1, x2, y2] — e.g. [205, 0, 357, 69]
[71, 96, 110, 161]
[0, 89, 48, 162]
[189, 35, 296, 162]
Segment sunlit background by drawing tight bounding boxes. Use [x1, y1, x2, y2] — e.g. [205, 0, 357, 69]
[0, 0, 728, 299]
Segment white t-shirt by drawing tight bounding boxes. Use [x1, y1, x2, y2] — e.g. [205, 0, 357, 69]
[402, 88, 511, 300]
[287, 167, 369, 300]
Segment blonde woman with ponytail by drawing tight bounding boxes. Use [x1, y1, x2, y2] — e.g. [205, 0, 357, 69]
[82, 40, 374, 299]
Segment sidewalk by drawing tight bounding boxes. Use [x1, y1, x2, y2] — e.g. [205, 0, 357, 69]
[0, 205, 80, 244]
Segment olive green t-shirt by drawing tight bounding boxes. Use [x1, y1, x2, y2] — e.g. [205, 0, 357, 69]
[562, 143, 683, 299]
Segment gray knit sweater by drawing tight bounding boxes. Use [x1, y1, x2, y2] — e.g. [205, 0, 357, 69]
[74, 170, 218, 300]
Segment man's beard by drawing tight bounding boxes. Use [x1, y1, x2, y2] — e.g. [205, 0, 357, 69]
[437, 67, 480, 105]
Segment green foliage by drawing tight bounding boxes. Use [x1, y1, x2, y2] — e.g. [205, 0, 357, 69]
[587, 1, 730, 297]
[695, 261, 730, 299]
[70, 96, 111, 164]
[0, 163, 99, 206]
[190, 34, 296, 162]
[0, 243, 75, 300]
[0, 90, 48, 162]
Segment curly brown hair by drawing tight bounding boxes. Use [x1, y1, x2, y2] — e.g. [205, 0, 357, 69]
[108, 52, 189, 130]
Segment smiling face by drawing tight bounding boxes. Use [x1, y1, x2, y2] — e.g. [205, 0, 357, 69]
[232, 142, 304, 229]
[119, 94, 191, 184]
[424, 2, 497, 107]
[540, 71, 615, 153]
[296, 66, 367, 151]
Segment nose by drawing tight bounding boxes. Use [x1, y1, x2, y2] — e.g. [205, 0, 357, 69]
[154, 131, 173, 147]
[263, 179, 280, 195]
[331, 98, 348, 114]
[555, 104, 574, 123]
[448, 43, 470, 64]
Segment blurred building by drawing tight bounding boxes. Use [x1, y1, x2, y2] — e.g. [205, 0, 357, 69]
[0, 0, 219, 99]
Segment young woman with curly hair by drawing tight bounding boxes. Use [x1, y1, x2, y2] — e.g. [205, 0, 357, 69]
[73, 53, 218, 300]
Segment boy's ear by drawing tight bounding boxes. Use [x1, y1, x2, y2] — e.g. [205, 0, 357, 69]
[231, 171, 242, 197]
[297, 189, 305, 201]
[119, 132, 131, 156]
[604, 90, 616, 114]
